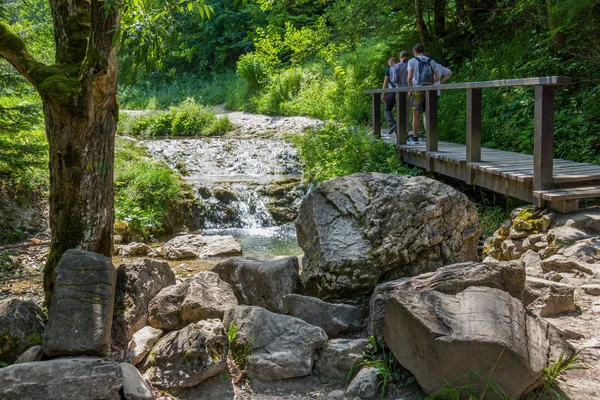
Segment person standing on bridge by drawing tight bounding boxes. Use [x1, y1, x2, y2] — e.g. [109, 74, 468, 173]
[382, 51, 409, 135]
[407, 44, 439, 145]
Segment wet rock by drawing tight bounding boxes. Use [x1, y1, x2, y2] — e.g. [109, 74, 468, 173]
[142, 320, 228, 389]
[42, 250, 116, 357]
[346, 367, 378, 399]
[315, 339, 369, 380]
[0, 299, 45, 365]
[384, 287, 570, 399]
[0, 358, 122, 400]
[212, 255, 300, 313]
[368, 261, 525, 345]
[295, 173, 480, 300]
[15, 345, 43, 364]
[148, 271, 238, 331]
[583, 284, 600, 296]
[283, 294, 367, 338]
[126, 326, 163, 366]
[113, 258, 175, 347]
[162, 234, 242, 260]
[224, 305, 327, 381]
[121, 362, 153, 400]
[524, 277, 576, 317]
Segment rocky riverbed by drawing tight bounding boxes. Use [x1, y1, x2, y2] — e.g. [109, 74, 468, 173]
[2, 111, 600, 400]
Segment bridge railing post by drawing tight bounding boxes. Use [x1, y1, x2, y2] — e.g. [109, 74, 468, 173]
[466, 88, 482, 164]
[533, 85, 554, 206]
[425, 89, 438, 152]
[372, 93, 381, 138]
[396, 92, 408, 145]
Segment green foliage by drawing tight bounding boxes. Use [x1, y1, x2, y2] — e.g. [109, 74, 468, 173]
[227, 323, 253, 368]
[118, 98, 233, 137]
[114, 138, 183, 239]
[528, 348, 587, 400]
[293, 123, 419, 183]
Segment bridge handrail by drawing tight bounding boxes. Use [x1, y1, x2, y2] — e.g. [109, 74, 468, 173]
[363, 76, 572, 94]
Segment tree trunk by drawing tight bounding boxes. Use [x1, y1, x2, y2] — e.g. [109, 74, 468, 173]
[434, 0, 446, 37]
[415, 0, 430, 43]
[43, 97, 117, 303]
[456, 0, 467, 24]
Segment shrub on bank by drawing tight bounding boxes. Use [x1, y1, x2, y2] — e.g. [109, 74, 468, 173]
[293, 123, 420, 183]
[118, 98, 234, 137]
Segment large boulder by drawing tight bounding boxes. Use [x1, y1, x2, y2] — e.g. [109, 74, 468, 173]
[0, 299, 45, 365]
[368, 261, 525, 345]
[0, 358, 123, 400]
[142, 319, 228, 389]
[384, 287, 570, 399]
[112, 258, 176, 347]
[295, 173, 480, 300]
[283, 294, 367, 338]
[162, 234, 242, 260]
[224, 305, 328, 381]
[212, 255, 301, 313]
[42, 250, 116, 357]
[148, 271, 238, 331]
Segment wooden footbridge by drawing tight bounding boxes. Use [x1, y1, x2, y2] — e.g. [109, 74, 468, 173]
[365, 77, 600, 212]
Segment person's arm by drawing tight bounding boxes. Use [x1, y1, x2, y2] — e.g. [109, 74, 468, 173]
[407, 68, 413, 96]
[433, 62, 440, 83]
[382, 69, 390, 101]
[440, 66, 452, 84]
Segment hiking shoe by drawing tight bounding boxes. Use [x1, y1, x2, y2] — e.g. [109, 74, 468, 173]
[420, 135, 426, 142]
[407, 137, 419, 145]
[387, 125, 397, 135]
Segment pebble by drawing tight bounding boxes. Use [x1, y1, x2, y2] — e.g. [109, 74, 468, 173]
[582, 284, 600, 296]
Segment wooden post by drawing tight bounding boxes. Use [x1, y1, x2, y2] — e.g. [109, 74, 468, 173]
[425, 89, 438, 152]
[533, 85, 554, 206]
[372, 93, 381, 138]
[396, 92, 408, 145]
[466, 88, 482, 163]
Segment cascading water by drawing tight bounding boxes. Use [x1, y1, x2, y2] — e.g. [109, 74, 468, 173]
[143, 135, 307, 254]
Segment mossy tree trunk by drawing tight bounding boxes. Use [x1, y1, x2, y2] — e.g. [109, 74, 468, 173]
[0, 0, 120, 305]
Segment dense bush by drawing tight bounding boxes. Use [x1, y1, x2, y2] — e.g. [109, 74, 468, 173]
[118, 98, 233, 137]
[114, 138, 184, 239]
[293, 123, 419, 183]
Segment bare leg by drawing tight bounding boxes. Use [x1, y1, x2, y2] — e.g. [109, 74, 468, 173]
[422, 112, 427, 138]
[412, 110, 420, 139]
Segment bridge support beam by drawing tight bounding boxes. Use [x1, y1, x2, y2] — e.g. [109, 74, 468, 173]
[425, 90, 438, 152]
[372, 94, 381, 138]
[533, 85, 554, 207]
[396, 93, 408, 145]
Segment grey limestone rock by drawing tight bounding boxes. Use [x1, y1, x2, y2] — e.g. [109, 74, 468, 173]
[126, 326, 163, 365]
[315, 338, 369, 380]
[212, 255, 301, 313]
[524, 277, 576, 317]
[121, 362, 153, 400]
[283, 294, 367, 338]
[0, 299, 45, 364]
[14, 345, 43, 364]
[223, 305, 328, 381]
[368, 260, 525, 345]
[42, 250, 116, 357]
[142, 319, 228, 389]
[112, 258, 175, 347]
[295, 173, 481, 300]
[0, 357, 122, 400]
[148, 271, 238, 331]
[162, 234, 242, 260]
[384, 287, 570, 399]
[346, 367, 378, 399]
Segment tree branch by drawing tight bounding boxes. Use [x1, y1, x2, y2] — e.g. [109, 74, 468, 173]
[0, 23, 42, 87]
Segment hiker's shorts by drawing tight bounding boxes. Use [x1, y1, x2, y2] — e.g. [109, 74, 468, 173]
[411, 91, 426, 112]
